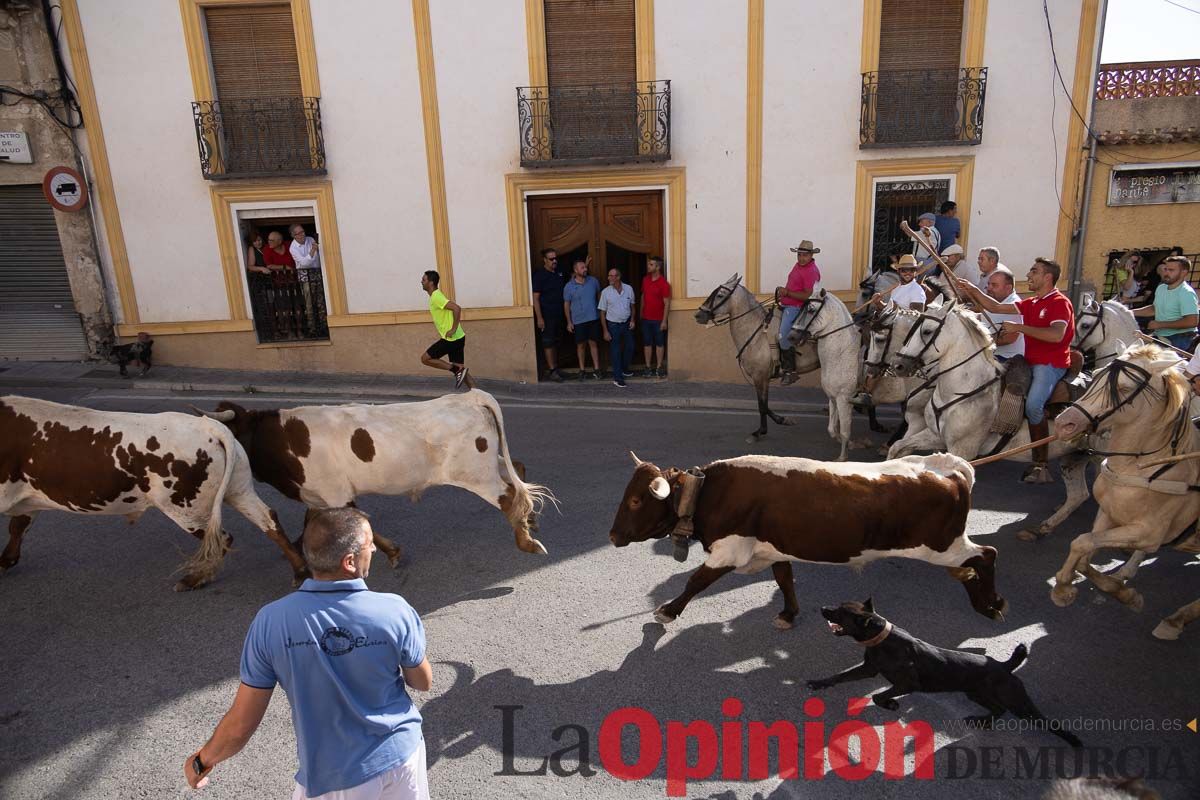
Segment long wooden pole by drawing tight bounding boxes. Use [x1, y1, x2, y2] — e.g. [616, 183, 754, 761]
[969, 435, 1057, 467]
[1137, 451, 1200, 469]
[1135, 331, 1194, 360]
[849, 262, 942, 314]
[898, 220, 1004, 334]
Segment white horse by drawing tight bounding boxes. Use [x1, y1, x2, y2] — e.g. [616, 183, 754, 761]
[695, 274, 818, 442]
[1051, 342, 1200, 640]
[888, 302, 1094, 540]
[1073, 295, 1139, 371]
[862, 302, 932, 451]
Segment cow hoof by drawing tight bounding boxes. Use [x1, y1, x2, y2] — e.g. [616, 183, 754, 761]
[653, 606, 676, 624]
[745, 435, 761, 444]
[528, 539, 548, 555]
[1117, 588, 1144, 612]
[773, 615, 796, 630]
[174, 578, 207, 592]
[1152, 621, 1182, 640]
[1050, 584, 1078, 607]
[387, 548, 403, 568]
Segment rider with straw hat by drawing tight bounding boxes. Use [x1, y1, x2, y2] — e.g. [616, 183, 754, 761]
[775, 240, 822, 385]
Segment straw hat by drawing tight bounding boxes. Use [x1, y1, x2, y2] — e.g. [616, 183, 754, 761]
[790, 239, 821, 254]
[896, 254, 919, 269]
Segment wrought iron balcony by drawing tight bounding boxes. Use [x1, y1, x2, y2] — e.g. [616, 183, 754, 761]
[860, 68, 987, 148]
[191, 96, 326, 179]
[517, 80, 670, 167]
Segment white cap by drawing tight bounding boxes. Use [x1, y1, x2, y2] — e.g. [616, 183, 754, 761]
[941, 244, 965, 256]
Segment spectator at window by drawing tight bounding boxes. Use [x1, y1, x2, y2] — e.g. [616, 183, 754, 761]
[933, 201, 960, 249]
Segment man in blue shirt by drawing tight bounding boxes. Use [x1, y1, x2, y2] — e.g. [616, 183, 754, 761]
[185, 508, 432, 799]
[563, 257, 603, 378]
[934, 201, 960, 250]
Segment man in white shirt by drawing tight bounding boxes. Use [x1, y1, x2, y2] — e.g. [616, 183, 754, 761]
[976, 246, 1003, 291]
[943, 244, 980, 288]
[912, 213, 941, 265]
[889, 254, 927, 309]
[289, 224, 321, 334]
[985, 267, 1024, 362]
[598, 268, 636, 388]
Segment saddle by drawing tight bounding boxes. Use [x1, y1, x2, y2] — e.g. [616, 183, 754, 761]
[990, 351, 1089, 435]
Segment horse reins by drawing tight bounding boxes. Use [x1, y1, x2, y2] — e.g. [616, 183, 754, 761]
[698, 277, 780, 362]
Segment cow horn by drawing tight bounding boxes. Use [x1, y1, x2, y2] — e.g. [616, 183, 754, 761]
[629, 451, 645, 466]
[649, 476, 671, 500]
[191, 405, 236, 422]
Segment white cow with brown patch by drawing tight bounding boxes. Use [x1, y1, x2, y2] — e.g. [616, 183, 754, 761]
[0, 395, 302, 590]
[199, 390, 552, 561]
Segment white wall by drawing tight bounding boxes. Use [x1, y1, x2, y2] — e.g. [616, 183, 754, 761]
[309, 0, 437, 313]
[430, 0, 525, 309]
[77, 0, 227, 322]
[967, 0, 1084, 273]
[657, 0, 747, 297]
[760, 0, 864, 293]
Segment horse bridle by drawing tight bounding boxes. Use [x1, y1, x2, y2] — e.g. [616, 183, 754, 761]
[863, 309, 899, 372]
[1067, 357, 1194, 460]
[898, 306, 955, 369]
[787, 293, 829, 342]
[698, 276, 743, 323]
[1074, 304, 1107, 360]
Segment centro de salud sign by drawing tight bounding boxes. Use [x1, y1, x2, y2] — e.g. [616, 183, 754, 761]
[1108, 163, 1200, 206]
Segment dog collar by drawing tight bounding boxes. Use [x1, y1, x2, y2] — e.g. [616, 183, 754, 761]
[859, 621, 893, 647]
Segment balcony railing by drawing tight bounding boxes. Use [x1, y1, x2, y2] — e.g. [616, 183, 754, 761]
[191, 96, 326, 179]
[860, 67, 987, 148]
[1096, 60, 1200, 100]
[517, 80, 670, 167]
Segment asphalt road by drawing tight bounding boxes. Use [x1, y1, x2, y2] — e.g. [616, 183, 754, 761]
[0, 384, 1197, 800]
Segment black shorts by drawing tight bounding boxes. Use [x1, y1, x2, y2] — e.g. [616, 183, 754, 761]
[539, 314, 564, 347]
[573, 319, 601, 343]
[426, 336, 466, 364]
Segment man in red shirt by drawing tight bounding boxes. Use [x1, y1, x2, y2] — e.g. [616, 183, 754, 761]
[957, 258, 1074, 483]
[775, 240, 822, 384]
[640, 256, 671, 377]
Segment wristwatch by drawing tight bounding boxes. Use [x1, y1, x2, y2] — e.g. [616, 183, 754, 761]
[192, 753, 206, 777]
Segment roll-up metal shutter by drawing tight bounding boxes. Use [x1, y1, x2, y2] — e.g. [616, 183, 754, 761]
[204, 5, 302, 99]
[879, 0, 964, 71]
[0, 184, 88, 361]
[544, 0, 636, 87]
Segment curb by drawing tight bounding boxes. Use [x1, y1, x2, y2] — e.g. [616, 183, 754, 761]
[0, 373, 900, 419]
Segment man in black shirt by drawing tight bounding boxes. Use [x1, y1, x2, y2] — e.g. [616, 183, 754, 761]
[532, 248, 567, 382]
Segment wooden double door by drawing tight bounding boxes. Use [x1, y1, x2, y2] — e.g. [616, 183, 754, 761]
[527, 191, 664, 371]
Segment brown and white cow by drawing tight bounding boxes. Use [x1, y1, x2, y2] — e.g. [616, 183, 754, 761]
[609, 452, 1005, 624]
[197, 389, 552, 560]
[0, 395, 304, 590]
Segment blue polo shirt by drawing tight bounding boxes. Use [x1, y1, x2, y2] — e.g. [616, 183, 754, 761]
[240, 578, 426, 798]
[563, 275, 600, 323]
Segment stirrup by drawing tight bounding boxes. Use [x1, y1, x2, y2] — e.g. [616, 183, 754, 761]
[781, 371, 799, 385]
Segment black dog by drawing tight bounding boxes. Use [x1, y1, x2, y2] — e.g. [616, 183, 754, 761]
[105, 332, 153, 377]
[807, 599, 1081, 748]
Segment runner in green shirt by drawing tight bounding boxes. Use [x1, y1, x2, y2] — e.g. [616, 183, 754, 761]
[420, 270, 474, 389]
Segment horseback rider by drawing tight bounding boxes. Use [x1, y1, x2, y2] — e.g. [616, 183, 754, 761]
[776, 240, 822, 385]
[957, 258, 1074, 484]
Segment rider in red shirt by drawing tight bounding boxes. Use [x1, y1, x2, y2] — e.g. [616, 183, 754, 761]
[957, 257, 1074, 484]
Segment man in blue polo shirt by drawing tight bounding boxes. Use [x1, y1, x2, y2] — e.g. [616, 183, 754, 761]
[185, 508, 431, 799]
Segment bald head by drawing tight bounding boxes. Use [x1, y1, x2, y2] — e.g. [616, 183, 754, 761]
[303, 507, 373, 577]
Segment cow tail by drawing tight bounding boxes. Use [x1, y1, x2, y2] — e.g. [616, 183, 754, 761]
[479, 393, 557, 522]
[181, 420, 238, 584]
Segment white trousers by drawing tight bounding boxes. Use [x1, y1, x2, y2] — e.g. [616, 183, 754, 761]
[292, 741, 428, 800]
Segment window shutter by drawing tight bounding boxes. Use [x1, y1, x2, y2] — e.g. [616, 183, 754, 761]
[878, 0, 963, 72]
[205, 5, 302, 99]
[544, 0, 636, 87]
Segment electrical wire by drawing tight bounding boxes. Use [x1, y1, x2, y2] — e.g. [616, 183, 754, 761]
[1159, 0, 1200, 16]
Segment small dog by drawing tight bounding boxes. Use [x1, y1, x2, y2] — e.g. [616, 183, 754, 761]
[807, 599, 1081, 748]
[105, 332, 153, 377]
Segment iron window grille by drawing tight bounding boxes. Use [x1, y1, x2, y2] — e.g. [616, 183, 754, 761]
[860, 67, 987, 148]
[191, 97, 326, 179]
[517, 80, 670, 167]
[247, 268, 329, 344]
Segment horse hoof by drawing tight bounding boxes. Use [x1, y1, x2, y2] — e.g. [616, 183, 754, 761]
[773, 615, 795, 630]
[653, 606, 676, 624]
[746, 435, 760, 444]
[1152, 621, 1182, 640]
[1118, 588, 1144, 612]
[174, 578, 206, 592]
[1051, 585, 1078, 607]
[1016, 529, 1044, 543]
